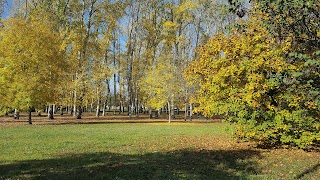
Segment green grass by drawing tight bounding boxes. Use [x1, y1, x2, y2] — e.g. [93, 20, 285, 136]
[0, 122, 319, 179]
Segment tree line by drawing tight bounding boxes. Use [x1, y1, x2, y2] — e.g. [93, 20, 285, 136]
[0, 0, 238, 123]
[0, 0, 319, 149]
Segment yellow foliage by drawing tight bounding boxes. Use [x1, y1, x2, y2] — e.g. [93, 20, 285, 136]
[0, 15, 67, 110]
[174, 0, 196, 21]
[185, 15, 295, 117]
[140, 51, 182, 110]
[163, 21, 179, 31]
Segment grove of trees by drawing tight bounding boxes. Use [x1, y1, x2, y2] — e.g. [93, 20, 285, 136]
[0, 0, 319, 149]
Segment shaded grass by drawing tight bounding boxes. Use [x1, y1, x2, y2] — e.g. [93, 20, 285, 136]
[0, 120, 319, 179]
[0, 150, 261, 180]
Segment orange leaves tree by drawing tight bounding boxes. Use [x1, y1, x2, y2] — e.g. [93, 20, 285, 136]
[185, 14, 319, 149]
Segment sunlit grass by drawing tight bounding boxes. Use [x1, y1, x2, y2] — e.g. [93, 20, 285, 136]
[0, 120, 319, 179]
[0, 123, 229, 161]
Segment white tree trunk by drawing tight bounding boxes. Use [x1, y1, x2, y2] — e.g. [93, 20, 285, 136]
[90, 99, 94, 112]
[168, 101, 171, 123]
[73, 104, 77, 116]
[53, 104, 56, 114]
[14, 109, 20, 120]
[48, 104, 54, 119]
[60, 105, 64, 115]
[189, 102, 193, 121]
[102, 100, 106, 116]
[73, 89, 77, 116]
[171, 99, 175, 120]
[96, 96, 100, 117]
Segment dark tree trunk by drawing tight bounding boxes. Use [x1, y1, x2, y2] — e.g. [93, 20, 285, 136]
[149, 109, 152, 119]
[60, 105, 64, 115]
[76, 106, 82, 119]
[28, 107, 32, 125]
[70, 107, 74, 115]
[128, 104, 132, 118]
[119, 101, 122, 114]
[184, 103, 188, 121]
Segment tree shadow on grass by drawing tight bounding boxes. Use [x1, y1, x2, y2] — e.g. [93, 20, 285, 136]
[295, 163, 320, 179]
[0, 149, 261, 180]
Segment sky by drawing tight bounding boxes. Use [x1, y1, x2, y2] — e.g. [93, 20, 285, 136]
[2, 0, 13, 18]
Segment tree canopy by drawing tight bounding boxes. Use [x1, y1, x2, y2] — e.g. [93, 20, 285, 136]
[0, 12, 67, 123]
[186, 2, 320, 149]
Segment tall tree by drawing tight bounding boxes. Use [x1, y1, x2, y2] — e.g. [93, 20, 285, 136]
[186, 1, 320, 149]
[250, 0, 320, 148]
[0, 12, 67, 124]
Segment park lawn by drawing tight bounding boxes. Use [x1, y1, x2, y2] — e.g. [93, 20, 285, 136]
[0, 121, 319, 179]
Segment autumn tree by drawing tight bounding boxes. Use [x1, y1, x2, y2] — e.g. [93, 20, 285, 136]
[217, 0, 320, 148]
[251, 0, 320, 148]
[186, 2, 320, 149]
[1, 0, 255, 121]
[141, 51, 181, 122]
[0, 12, 67, 124]
[140, 0, 195, 121]
[123, 0, 236, 120]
